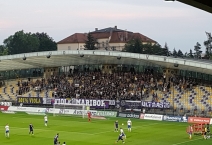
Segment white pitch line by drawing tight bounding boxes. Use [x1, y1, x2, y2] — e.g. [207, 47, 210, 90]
[172, 137, 202, 145]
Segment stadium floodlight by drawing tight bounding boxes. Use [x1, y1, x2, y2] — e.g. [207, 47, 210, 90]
[53, 103, 90, 118]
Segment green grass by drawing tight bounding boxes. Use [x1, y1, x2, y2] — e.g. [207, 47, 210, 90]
[0, 112, 211, 145]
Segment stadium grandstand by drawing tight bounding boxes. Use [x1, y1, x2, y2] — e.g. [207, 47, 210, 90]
[0, 50, 212, 117]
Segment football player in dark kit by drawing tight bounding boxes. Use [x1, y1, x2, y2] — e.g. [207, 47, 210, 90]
[29, 123, 34, 135]
[114, 120, 119, 132]
[115, 133, 125, 144]
[54, 133, 59, 145]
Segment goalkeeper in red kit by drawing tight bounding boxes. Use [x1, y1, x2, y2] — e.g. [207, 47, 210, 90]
[87, 111, 91, 122]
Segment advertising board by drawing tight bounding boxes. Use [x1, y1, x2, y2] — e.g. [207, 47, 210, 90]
[188, 117, 212, 124]
[96, 111, 117, 117]
[117, 112, 140, 119]
[0, 105, 9, 111]
[0, 102, 12, 106]
[143, 114, 163, 121]
[3, 106, 118, 117]
[163, 115, 187, 122]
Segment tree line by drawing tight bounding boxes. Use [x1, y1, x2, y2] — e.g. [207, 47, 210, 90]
[1, 30, 212, 60]
[123, 32, 212, 59]
[84, 32, 212, 60]
[0, 30, 57, 56]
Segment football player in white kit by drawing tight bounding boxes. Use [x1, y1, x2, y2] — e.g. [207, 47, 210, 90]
[5, 124, 9, 138]
[127, 119, 132, 132]
[44, 115, 48, 126]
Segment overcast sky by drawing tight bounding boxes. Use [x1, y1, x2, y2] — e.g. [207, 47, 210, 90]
[0, 0, 211, 53]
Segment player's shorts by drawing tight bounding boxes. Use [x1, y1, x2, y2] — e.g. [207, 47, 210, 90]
[30, 129, 33, 132]
[204, 132, 207, 135]
[118, 136, 123, 140]
[5, 130, 9, 133]
[128, 125, 131, 128]
[115, 125, 118, 128]
[45, 121, 48, 123]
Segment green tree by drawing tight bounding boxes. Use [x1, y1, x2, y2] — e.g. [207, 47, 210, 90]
[84, 33, 97, 50]
[34, 32, 57, 51]
[150, 43, 163, 55]
[143, 43, 167, 56]
[0, 45, 9, 56]
[188, 49, 193, 58]
[4, 30, 39, 54]
[204, 32, 212, 59]
[177, 49, 184, 57]
[124, 38, 143, 53]
[163, 42, 170, 56]
[194, 42, 202, 58]
[3, 30, 56, 55]
[172, 48, 177, 57]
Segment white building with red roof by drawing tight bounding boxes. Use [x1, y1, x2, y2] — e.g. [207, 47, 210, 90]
[57, 26, 157, 51]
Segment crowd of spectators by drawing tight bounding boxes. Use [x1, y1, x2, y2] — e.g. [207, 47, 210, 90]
[16, 68, 165, 101]
[16, 67, 205, 101]
[17, 80, 30, 95]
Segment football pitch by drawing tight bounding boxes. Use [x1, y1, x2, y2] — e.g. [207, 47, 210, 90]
[0, 112, 211, 145]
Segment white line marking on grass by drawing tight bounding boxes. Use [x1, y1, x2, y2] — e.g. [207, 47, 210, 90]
[172, 138, 202, 145]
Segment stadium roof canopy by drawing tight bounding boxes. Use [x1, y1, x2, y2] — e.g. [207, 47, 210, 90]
[176, 0, 212, 13]
[0, 50, 212, 74]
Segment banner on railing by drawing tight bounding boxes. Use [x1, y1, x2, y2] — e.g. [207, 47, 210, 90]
[17, 97, 43, 104]
[43, 98, 52, 104]
[119, 100, 170, 109]
[52, 98, 113, 109]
